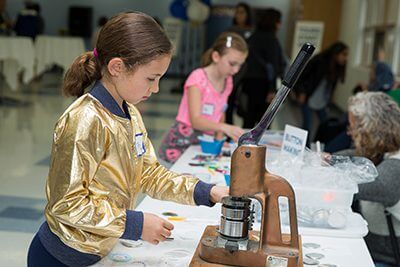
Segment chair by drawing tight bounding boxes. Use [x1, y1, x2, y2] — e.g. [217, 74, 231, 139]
[385, 210, 400, 266]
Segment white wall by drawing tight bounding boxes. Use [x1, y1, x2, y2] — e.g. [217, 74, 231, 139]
[334, 0, 370, 110]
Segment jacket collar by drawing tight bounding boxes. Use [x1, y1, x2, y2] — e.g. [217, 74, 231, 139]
[89, 80, 130, 119]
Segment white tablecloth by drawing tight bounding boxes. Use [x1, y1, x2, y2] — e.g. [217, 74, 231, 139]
[171, 146, 370, 238]
[92, 146, 374, 267]
[35, 35, 85, 75]
[0, 36, 35, 91]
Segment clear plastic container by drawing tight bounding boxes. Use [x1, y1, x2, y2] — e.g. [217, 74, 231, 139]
[293, 183, 358, 209]
[265, 150, 364, 229]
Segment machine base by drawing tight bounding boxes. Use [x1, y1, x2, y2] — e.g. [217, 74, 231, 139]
[190, 226, 303, 267]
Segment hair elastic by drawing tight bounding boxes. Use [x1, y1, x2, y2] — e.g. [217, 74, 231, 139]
[226, 36, 232, 48]
[93, 48, 99, 58]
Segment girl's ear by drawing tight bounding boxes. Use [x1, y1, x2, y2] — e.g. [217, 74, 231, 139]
[211, 51, 221, 63]
[107, 58, 124, 77]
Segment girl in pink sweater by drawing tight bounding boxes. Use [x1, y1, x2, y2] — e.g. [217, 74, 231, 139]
[159, 32, 247, 164]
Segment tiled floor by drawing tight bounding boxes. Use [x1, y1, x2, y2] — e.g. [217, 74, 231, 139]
[0, 72, 312, 266]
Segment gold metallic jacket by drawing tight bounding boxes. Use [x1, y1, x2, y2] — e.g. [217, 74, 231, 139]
[44, 94, 200, 256]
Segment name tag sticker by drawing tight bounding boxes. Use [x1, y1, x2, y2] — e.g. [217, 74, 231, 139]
[135, 133, 146, 157]
[202, 103, 215, 116]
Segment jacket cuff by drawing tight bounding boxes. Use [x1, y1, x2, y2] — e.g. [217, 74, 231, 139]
[121, 210, 143, 240]
[194, 180, 215, 207]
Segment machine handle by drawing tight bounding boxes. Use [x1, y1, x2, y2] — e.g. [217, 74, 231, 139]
[238, 43, 315, 146]
[282, 43, 315, 88]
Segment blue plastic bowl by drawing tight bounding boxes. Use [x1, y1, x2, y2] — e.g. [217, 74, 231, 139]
[198, 138, 224, 155]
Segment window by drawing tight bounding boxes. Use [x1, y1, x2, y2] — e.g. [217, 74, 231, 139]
[360, 0, 400, 75]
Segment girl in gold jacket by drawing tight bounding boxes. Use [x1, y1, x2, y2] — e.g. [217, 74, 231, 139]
[27, 11, 228, 267]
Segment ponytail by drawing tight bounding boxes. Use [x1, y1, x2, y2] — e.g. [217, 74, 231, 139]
[201, 48, 213, 67]
[62, 51, 102, 97]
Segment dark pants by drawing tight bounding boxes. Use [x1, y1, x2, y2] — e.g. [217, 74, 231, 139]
[28, 234, 68, 267]
[226, 84, 239, 125]
[325, 130, 352, 153]
[242, 78, 271, 129]
[226, 64, 247, 124]
[301, 104, 328, 133]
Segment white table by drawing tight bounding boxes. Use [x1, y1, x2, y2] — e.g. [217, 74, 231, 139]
[180, 146, 370, 238]
[92, 146, 374, 267]
[92, 199, 373, 267]
[35, 35, 85, 75]
[0, 36, 35, 91]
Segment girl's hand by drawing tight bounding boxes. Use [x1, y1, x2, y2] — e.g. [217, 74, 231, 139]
[210, 186, 229, 203]
[215, 130, 224, 141]
[221, 124, 245, 142]
[142, 213, 174, 245]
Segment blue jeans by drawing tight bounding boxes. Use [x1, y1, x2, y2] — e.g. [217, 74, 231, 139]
[301, 104, 328, 133]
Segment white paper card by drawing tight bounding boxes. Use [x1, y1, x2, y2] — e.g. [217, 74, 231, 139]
[281, 125, 308, 157]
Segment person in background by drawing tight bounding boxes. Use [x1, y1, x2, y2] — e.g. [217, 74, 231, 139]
[368, 61, 394, 92]
[0, 0, 12, 35]
[14, 1, 42, 39]
[325, 50, 394, 153]
[228, 2, 253, 40]
[91, 16, 107, 49]
[358, 49, 395, 93]
[31, 2, 44, 35]
[294, 41, 348, 137]
[338, 92, 400, 267]
[322, 85, 361, 154]
[27, 12, 228, 267]
[159, 32, 247, 165]
[241, 8, 286, 129]
[225, 2, 253, 125]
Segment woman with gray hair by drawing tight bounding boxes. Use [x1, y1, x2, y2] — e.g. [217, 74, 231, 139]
[346, 92, 400, 266]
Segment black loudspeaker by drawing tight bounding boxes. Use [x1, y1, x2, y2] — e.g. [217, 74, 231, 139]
[68, 6, 93, 37]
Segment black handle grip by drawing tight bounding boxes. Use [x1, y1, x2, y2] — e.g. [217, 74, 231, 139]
[238, 43, 315, 146]
[282, 43, 315, 88]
